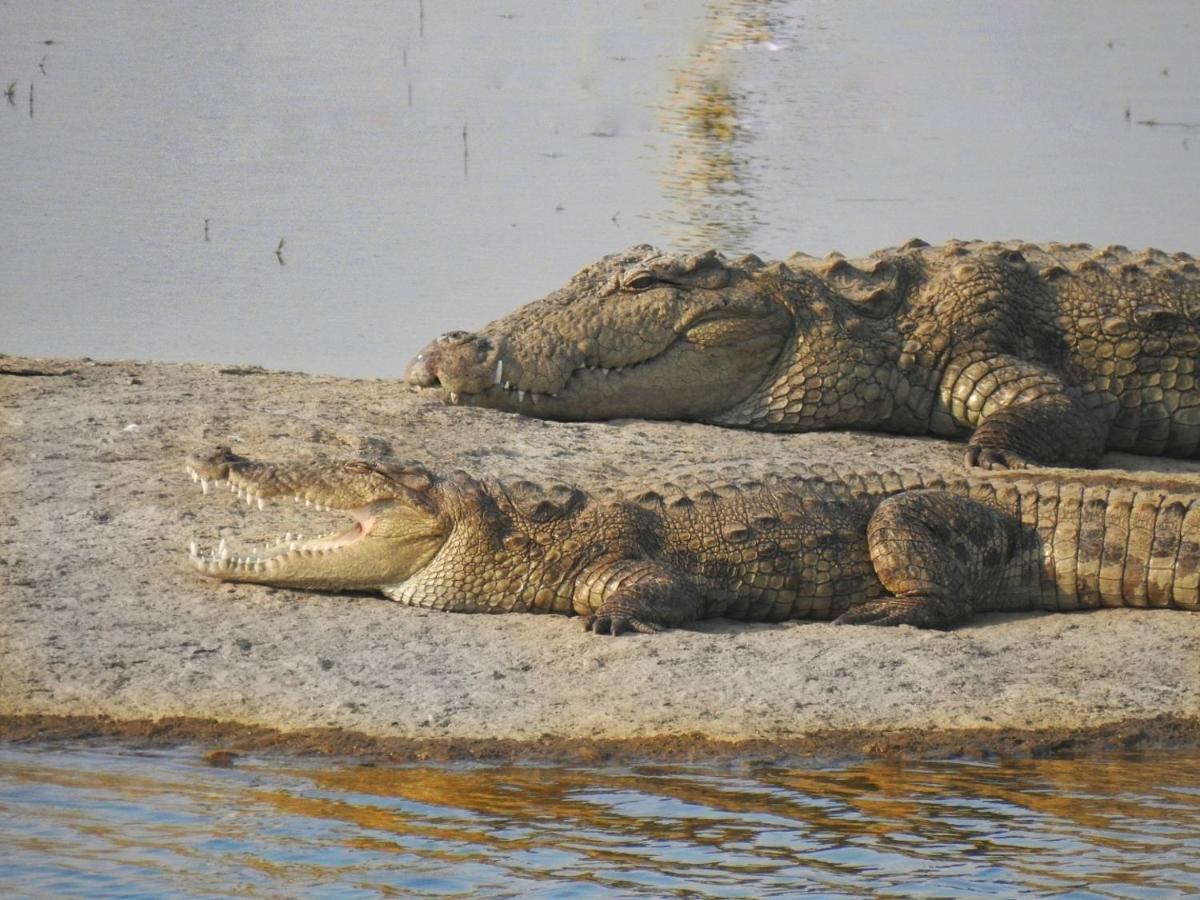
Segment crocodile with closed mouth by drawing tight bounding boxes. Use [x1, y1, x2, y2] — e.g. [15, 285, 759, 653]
[407, 240, 1200, 469]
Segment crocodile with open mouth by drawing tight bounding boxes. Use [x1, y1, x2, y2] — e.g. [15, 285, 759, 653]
[406, 240, 1200, 469]
[186, 447, 1200, 634]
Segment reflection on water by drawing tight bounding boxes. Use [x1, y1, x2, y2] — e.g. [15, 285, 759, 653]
[2, 2, 1198, 375]
[657, 1, 779, 251]
[2, 745, 1199, 896]
[657, 1, 1200, 260]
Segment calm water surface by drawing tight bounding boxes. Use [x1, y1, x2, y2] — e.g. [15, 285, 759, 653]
[2, 1, 1199, 375]
[2, 744, 1199, 896]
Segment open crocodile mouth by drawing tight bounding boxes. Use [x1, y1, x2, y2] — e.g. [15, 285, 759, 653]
[185, 459, 379, 580]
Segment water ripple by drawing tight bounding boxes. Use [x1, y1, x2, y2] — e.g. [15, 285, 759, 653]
[2, 746, 1199, 896]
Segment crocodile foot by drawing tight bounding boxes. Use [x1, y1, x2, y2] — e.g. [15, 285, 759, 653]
[964, 397, 1107, 470]
[577, 560, 701, 636]
[963, 445, 1030, 470]
[583, 604, 666, 636]
[834, 595, 967, 629]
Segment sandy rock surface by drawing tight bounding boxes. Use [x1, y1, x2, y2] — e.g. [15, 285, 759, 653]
[2, 355, 1198, 752]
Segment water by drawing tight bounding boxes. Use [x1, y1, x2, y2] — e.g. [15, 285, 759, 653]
[2, 1, 1198, 376]
[2, 744, 1198, 896]
[5, 5, 1200, 893]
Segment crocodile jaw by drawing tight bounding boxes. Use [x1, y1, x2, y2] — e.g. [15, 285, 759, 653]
[405, 244, 796, 421]
[188, 499, 395, 590]
[185, 448, 446, 591]
[409, 318, 790, 421]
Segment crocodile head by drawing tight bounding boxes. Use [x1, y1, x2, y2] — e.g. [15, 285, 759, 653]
[186, 447, 449, 591]
[406, 245, 793, 420]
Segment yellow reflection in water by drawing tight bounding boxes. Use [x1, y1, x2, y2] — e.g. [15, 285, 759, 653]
[3, 748, 1199, 895]
[658, 0, 787, 251]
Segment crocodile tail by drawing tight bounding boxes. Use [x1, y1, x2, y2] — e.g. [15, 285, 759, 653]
[1056, 484, 1199, 611]
[967, 478, 1200, 611]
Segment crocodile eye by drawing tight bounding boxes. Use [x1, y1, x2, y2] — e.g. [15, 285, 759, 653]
[343, 461, 377, 475]
[620, 270, 657, 292]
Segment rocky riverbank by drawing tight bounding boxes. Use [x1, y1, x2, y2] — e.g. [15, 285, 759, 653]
[2, 355, 1198, 760]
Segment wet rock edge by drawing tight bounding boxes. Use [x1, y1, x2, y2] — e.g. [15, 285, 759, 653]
[3, 713, 1197, 765]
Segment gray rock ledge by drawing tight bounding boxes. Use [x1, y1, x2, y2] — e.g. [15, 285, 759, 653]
[2, 356, 1198, 758]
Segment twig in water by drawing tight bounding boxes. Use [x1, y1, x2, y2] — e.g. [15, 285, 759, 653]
[204, 218, 211, 242]
[38, 55, 46, 75]
[275, 237, 286, 266]
[4, 82, 15, 105]
[1136, 119, 1200, 129]
[462, 121, 468, 177]
[28, 82, 33, 118]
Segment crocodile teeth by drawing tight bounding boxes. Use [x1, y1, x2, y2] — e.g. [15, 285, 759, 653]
[257, 497, 265, 511]
[200, 479, 209, 494]
[494, 359, 504, 385]
[518, 390, 526, 402]
[449, 391, 459, 404]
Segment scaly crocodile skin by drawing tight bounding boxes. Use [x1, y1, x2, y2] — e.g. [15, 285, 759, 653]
[407, 240, 1200, 469]
[186, 448, 1200, 634]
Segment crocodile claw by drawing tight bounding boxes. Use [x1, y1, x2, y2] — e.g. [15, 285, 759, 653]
[583, 614, 664, 636]
[834, 606, 914, 627]
[963, 445, 1030, 471]
[835, 596, 962, 629]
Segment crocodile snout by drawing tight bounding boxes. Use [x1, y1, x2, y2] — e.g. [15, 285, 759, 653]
[405, 330, 497, 395]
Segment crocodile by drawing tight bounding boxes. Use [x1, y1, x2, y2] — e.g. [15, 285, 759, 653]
[185, 447, 1200, 633]
[406, 240, 1200, 469]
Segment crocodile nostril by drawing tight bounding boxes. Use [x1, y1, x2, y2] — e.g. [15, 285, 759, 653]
[407, 331, 498, 391]
[404, 348, 442, 387]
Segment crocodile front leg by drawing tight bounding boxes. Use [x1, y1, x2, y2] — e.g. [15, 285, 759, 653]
[836, 489, 1025, 628]
[965, 399, 1110, 469]
[938, 353, 1109, 469]
[576, 559, 703, 636]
